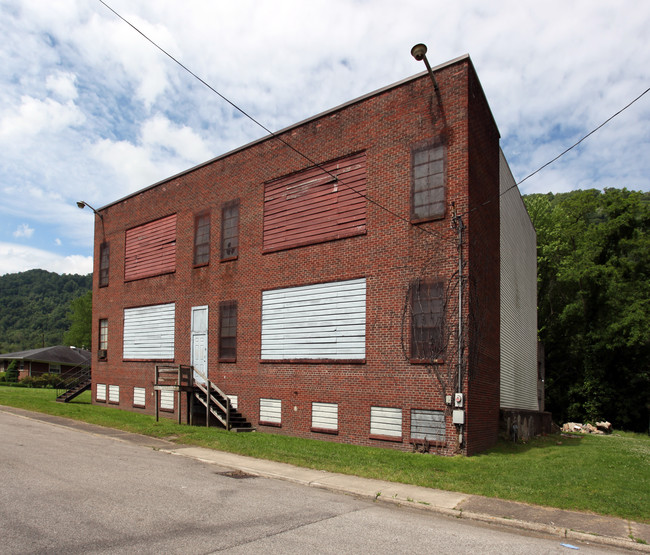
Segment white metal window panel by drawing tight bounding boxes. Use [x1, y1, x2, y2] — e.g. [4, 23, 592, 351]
[123, 303, 175, 360]
[259, 398, 281, 424]
[261, 278, 366, 360]
[370, 406, 402, 438]
[160, 389, 174, 411]
[133, 387, 146, 407]
[108, 385, 119, 403]
[96, 383, 106, 401]
[312, 402, 338, 431]
[227, 395, 238, 410]
[410, 409, 445, 441]
[499, 149, 539, 411]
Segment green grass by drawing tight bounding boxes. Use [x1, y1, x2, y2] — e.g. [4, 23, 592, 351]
[2, 386, 648, 523]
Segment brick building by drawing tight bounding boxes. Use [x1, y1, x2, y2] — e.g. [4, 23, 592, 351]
[89, 54, 539, 455]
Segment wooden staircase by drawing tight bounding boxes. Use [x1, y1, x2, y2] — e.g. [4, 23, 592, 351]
[56, 366, 91, 402]
[192, 368, 253, 432]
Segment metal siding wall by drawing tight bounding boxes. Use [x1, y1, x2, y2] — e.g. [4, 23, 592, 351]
[312, 402, 339, 430]
[261, 278, 366, 360]
[124, 214, 177, 281]
[123, 303, 175, 360]
[263, 152, 367, 252]
[499, 149, 539, 410]
[370, 406, 402, 437]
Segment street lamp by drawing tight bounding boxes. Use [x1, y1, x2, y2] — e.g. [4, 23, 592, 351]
[76, 201, 103, 219]
[410, 43, 440, 94]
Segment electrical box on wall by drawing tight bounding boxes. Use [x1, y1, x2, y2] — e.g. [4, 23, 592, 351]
[453, 409, 465, 425]
[445, 394, 452, 406]
[454, 393, 464, 407]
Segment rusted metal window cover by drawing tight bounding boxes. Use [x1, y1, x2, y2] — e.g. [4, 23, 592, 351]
[263, 152, 366, 252]
[124, 214, 177, 281]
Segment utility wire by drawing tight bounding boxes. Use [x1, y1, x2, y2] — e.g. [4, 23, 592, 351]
[98, 0, 455, 245]
[460, 85, 650, 219]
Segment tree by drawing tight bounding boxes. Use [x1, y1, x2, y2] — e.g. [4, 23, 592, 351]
[524, 188, 649, 431]
[63, 290, 93, 350]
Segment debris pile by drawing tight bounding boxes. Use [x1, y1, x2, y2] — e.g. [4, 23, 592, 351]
[561, 421, 612, 435]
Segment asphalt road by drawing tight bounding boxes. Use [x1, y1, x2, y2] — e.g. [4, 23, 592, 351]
[0, 410, 622, 554]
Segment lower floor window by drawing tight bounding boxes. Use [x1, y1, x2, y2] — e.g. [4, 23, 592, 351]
[370, 406, 402, 439]
[96, 383, 106, 402]
[160, 389, 174, 411]
[108, 385, 120, 404]
[311, 402, 338, 433]
[259, 398, 281, 426]
[133, 387, 146, 408]
[411, 409, 445, 442]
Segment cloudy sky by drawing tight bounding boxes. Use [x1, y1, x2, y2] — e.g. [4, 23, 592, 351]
[1, 0, 648, 277]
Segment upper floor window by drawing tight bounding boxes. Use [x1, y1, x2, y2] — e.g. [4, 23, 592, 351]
[99, 242, 109, 287]
[221, 200, 239, 260]
[410, 279, 444, 361]
[411, 143, 445, 221]
[193, 211, 210, 266]
[263, 152, 367, 253]
[219, 301, 237, 361]
[124, 214, 177, 281]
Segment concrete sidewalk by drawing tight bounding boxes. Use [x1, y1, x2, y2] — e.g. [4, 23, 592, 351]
[4, 405, 649, 552]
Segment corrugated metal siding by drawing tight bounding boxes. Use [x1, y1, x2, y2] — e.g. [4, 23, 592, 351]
[312, 402, 338, 430]
[260, 398, 281, 424]
[108, 385, 119, 403]
[133, 387, 146, 407]
[124, 214, 177, 281]
[410, 409, 445, 441]
[160, 389, 174, 411]
[370, 406, 402, 437]
[263, 152, 367, 252]
[499, 149, 538, 410]
[261, 278, 366, 360]
[123, 303, 175, 360]
[96, 383, 106, 401]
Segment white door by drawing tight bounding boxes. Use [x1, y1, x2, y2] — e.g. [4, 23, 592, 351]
[191, 306, 208, 384]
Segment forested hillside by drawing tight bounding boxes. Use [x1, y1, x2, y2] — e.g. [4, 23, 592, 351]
[0, 270, 92, 353]
[524, 188, 649, 432]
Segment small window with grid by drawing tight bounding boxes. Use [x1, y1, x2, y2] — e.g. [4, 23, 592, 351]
[221, 199, 239, 260]
[219, 300, 237, 361]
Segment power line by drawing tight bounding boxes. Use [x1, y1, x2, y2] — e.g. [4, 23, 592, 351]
[460, 85, 650, 219]
[97, 0, 455, 245]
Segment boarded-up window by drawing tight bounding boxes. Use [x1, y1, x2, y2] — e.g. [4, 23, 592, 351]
[410, 280, 444, 361]
[96, 383, 106, 402]
[219, 301, 237, 361]
[263, 152, 367, 252]
[133, 387, 146, 408]
[227, 395, 238, 410]
[411, 409, 445, 442]
[259, 398, 281, 426]
[312, 402, 338, 433]
[123, 303, 175, 360]
[411, 144, 445, 221]
[124, 214, 177, 281]
[108, 385, 120, 404]
[221, 200, 240, 260]
[99, 242, 109, 287]
[193, 211, 210, 266]
[261, 278, 366, 360]
[160, 389, 174, 411]
[370, 406, 402, 438]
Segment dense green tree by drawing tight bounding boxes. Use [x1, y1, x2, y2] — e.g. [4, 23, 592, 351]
[524, 188, 649, 432]
[0, 270, 92, 353]
[63, 289, 92, 350]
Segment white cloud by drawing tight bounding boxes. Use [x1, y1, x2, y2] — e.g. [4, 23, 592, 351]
[0, 242, 92, 276]
[55, 238, 62, 246]
[13, 223, 34, 239]
[0, 96, 85, 140]
[46, 71, 78, 101]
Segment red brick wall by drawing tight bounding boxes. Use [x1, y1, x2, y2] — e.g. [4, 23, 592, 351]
[91, 56, 501, 455]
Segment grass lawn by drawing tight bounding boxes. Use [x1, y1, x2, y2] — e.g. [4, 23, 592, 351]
[1, 386, 648, 523]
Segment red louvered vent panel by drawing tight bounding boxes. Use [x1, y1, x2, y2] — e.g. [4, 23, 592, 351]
[124, 214, 177, 281]
[263, 152, 367, 252]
